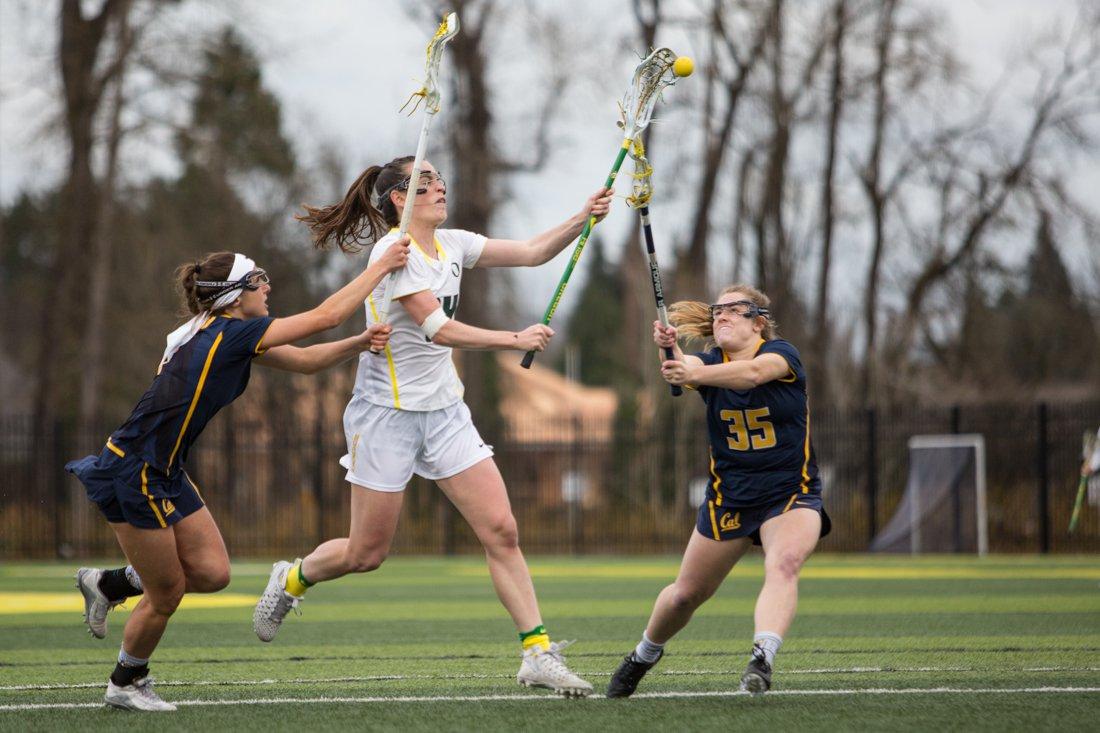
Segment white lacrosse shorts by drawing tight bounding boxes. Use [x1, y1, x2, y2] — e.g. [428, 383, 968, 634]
[339, 398, 494, 491]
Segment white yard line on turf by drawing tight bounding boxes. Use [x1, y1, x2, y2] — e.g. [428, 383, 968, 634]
[3, 667, 1098, 692]
[2, 687, 1100, 710]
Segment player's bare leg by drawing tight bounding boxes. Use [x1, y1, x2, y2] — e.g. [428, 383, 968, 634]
[437, 458, 540, 629]
[645, 531, 751, 643]
[105, 522, 191, 711]
[438, 457, 592, 697]
[253, 486, 403, 642]
[299, 487, 405, 582]
[608, 531, 749, 697]
[742, 507, 821, 693]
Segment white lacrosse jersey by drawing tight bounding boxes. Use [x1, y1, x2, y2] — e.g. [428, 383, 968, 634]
[355, 228, 487, 411]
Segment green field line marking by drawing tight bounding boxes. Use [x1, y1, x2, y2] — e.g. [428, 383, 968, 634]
[3, 687, 1100, 711]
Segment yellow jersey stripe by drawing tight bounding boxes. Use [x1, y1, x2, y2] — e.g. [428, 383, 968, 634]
[105, 439, 125, 458]
[167, 331, 223, 471]
[708, 500, 720, 539]
[140, 463, 167, 528]
[782, 493, 798, 513]
[799, 404, 812, 493]
[709, 454, 723, 507]
[389, 227, 447, 261]
[254, 319, 275, 355]
[184, 471, 205, 504]
[367, 295, 401, 409]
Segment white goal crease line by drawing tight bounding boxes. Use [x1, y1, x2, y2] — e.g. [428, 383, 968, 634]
[3, 667, 1099, 692]
[2, 687, 1100, 711]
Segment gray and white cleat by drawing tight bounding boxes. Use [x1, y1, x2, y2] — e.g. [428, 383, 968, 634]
[252, 560, 302, 642]
[75, 567, 122, 639]
[516, 640, 593, 698]
[104, 676, 177, 711]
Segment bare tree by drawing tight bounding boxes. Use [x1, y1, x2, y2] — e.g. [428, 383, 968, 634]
[810, 0, 848, 404]
[33, 0, 134, 435]
[855, 0, 897, 403]
[674, 0, 773, 298]
[416, 0, 572, 433]
[887, 17, 1100, 380]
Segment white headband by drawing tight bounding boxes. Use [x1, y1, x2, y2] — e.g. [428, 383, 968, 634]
[159, 254, 256, 372]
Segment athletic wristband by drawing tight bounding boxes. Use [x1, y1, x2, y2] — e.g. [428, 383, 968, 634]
[420, 307, 449, 340]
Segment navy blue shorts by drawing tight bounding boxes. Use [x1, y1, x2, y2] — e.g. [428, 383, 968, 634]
[65, 442, 205, 529]
[695, 490, 831, 546]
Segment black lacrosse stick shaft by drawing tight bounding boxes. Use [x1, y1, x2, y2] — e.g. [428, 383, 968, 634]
[639, 205, 681, 397]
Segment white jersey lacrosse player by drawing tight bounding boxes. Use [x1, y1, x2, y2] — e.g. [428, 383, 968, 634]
[253, 155, 614, 697]
[343, 227, 492, 487]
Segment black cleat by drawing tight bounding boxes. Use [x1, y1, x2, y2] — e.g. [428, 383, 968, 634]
[606, 650, 663, 698]
[740, 645, 772, 694]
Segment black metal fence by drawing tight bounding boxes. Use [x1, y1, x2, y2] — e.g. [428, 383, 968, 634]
[1, 399, 1097, 559]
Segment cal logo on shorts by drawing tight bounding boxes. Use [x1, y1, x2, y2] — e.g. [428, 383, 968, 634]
[719, 511, 740, 531]
[162, 498, 176, 516]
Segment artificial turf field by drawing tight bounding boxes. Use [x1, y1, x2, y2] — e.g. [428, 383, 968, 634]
[0, 554, 1097, 731]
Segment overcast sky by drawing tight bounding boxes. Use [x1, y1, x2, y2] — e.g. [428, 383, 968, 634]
[1, 0, 1093, 322]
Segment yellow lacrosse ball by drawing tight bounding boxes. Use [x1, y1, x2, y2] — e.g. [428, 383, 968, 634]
[673, 56, 694, 77]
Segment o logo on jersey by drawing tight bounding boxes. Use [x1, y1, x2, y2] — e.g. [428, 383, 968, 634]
[451, 262, 461, 277]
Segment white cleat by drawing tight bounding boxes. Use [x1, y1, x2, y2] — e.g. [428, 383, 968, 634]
[516, 640, 594, 698]
[252, 560, 302, 642]
[104, 676, 177, 711]
[75, 567, 122, 639]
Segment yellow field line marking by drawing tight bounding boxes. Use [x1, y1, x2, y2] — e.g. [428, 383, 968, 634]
[0, 592, 256, 615]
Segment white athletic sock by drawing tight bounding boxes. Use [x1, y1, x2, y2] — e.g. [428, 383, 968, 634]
[124, 565, 143, 592]
[118, 647, 149, 668]
[634, 631, 664, 664]
[753, 632, 782, 666]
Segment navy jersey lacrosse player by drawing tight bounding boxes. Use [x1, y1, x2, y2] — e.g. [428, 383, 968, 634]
[693, 338, 831, 545]
[67, 314, 273, 529]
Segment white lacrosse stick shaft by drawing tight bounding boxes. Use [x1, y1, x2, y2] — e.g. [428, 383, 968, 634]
[372, 12, 458, 330]
[374, 114, 433, 325]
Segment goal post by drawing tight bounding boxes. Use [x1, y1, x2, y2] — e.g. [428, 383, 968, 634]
[870, 434, 988, 556]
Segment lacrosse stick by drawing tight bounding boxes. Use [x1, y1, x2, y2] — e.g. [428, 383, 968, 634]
[625, 136, 680, 397]
[373, 12, 459, 330]
[1069, 426, 1100, 534]
[521, 48, 693, 368]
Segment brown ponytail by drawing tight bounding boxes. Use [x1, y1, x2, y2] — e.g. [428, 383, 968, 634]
[297, 155, 415, 253]
[173, 251, 236, 316]
[669, 283, 778, 346]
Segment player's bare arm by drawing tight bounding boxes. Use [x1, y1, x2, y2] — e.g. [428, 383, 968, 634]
[399, 289, 553, 352]
[473, 188, 613, 268]
[257, 326, 392, 374]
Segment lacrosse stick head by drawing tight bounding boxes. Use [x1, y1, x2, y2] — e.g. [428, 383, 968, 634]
[422, 12, 459, 113]
[401, 12, 460, 116]
[620, 48, 682, 136]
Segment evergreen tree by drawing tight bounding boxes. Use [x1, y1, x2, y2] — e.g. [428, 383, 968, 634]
[560, 236, 631, 387]
[1016, 211, 1099, 385]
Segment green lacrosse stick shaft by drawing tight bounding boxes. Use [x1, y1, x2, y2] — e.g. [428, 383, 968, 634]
[1068, 475, 1088, 533]
[521, 139, 631, 369]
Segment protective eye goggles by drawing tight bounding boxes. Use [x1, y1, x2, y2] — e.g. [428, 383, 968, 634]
[709, 299, 770, 320]
[196, 268, 270, 303]
[374, 172, 447, 206]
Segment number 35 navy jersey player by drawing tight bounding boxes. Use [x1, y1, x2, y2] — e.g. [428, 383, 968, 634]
[608, 284, 829, 700]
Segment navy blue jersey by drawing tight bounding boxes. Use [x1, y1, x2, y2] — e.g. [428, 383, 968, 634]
[695, 338, 819, 506]
[108, 314, 274, 474]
